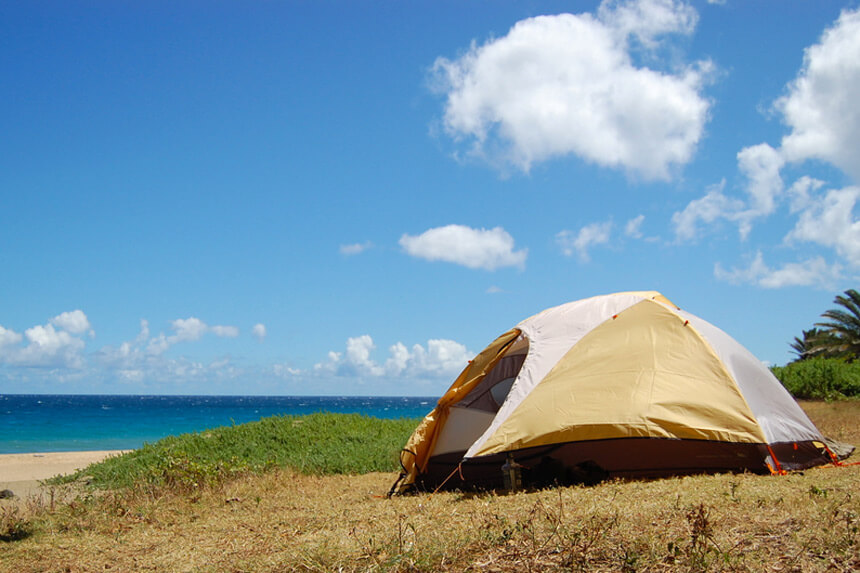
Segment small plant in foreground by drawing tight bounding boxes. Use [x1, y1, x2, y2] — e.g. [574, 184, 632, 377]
[686, 503, 717, 567]
[0, 507, 33, 542]
[809, 484, 828, 498]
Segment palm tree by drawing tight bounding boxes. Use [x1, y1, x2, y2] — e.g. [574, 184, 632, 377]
[813, 288, 860, 361]
[789, 328, 831, 361]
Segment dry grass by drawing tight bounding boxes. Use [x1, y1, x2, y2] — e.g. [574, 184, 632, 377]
[794, 400, 858, 444]
[2, 401, 858, 572]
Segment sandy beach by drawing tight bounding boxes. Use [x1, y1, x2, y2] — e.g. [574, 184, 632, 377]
[0, 450, 126, 501]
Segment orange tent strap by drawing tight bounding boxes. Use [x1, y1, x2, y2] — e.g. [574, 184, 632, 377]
[765, 445, 786, 476]
[818, 443, 860, 467]
[822, 443, 844, 465]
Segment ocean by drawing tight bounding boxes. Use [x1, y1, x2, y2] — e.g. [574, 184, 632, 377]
[0, 394, 435, 454]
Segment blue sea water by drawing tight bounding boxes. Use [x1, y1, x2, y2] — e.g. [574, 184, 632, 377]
[0, 395, 435, 454]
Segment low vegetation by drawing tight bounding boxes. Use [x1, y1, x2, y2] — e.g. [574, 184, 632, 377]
[2, 402, 858, 571]
[771, 357, 860, 399]
[768, 287, 860, 400]
[51, 412, 419, 491]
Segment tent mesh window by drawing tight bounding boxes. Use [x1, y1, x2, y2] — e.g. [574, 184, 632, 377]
[454, 349, 527, 413]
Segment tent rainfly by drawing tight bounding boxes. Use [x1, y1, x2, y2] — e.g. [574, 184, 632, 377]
[390, 291, 837, 494]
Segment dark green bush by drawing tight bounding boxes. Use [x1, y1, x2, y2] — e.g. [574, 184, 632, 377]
[771, 357, 860, 399]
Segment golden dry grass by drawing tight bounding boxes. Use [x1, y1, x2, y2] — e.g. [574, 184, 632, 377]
[2, 400, 858, 572]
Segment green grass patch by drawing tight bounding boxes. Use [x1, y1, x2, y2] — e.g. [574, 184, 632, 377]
[51, 412, 419, 491]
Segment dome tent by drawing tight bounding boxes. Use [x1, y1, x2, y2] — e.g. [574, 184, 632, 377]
[390, 291, 833, 494]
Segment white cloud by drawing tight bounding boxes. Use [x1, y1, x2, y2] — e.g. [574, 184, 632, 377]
[777, 7, 860, 182]
[273, 363, 302, 378]
[400, 224, 527, 270]
[135, 319, 151, 346]
[170, 318, 208, 342]
[3, 312, 254, 388]
[673, 144, 786, 243]
[99, 316, 242, 367]
[598, 0, 698, 49]
[624, 214, 645, 238]
[17, 324, 86, 368]
[715, 251, 842, 289]
[734, 143, 785, 238]
[679, 177, 859, 284]
[0, 325, 23, 347]
[432, 0, 711, 179]
[787, 176, 825, 213]
[786, 186, 860, 267]
[315, 335, 387, 377]
[117, 369, 144, 383]
[0, 313, 90, 368]
[390, 339, 473, 378]
[670, 6, 859, 265]
[384, 342, 411, 376]
[671, 180, 743, 242]
[163, 317, 240, 344]
[139, 355, 239, 385]
[556, 221, 613, 262]
[340, 241, 373, 256]
[95, 317, 243, 385]
[50, 310, 93, 336]
[345, 335, 385, 376]
[315, 335, 472, 380]
[210, 325, 239, 338]
[146, 333, 171, 356]
[252, 323, 267, 342]
[695, 7, 860, 287]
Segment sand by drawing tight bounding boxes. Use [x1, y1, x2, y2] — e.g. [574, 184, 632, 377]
[0, 450, 127, 501]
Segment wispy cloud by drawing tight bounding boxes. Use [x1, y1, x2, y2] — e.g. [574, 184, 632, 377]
[624, 214, 645, 239]
[314, 335, 472, 380]
[714, 252, 842, 289]
[671, 180, 741, 242]
[786, 186, 860, 267]
[339, 241, 373, 256]
[252, 323, 267, 342]
[556, 221, 613, 262]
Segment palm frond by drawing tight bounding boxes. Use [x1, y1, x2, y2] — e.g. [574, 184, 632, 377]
[811, 289, 860, 361]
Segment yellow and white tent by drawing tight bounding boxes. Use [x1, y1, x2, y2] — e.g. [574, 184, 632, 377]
[391, 291, 832, 494]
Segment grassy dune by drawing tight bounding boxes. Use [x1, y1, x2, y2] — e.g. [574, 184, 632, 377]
[2, 402, 858, 571]
[49, 412, 419, 491]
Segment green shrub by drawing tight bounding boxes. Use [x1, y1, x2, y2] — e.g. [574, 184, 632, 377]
[770, 357, 860, 399]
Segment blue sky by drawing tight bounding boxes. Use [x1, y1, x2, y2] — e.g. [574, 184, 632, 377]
[2, 0, 859, 396]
